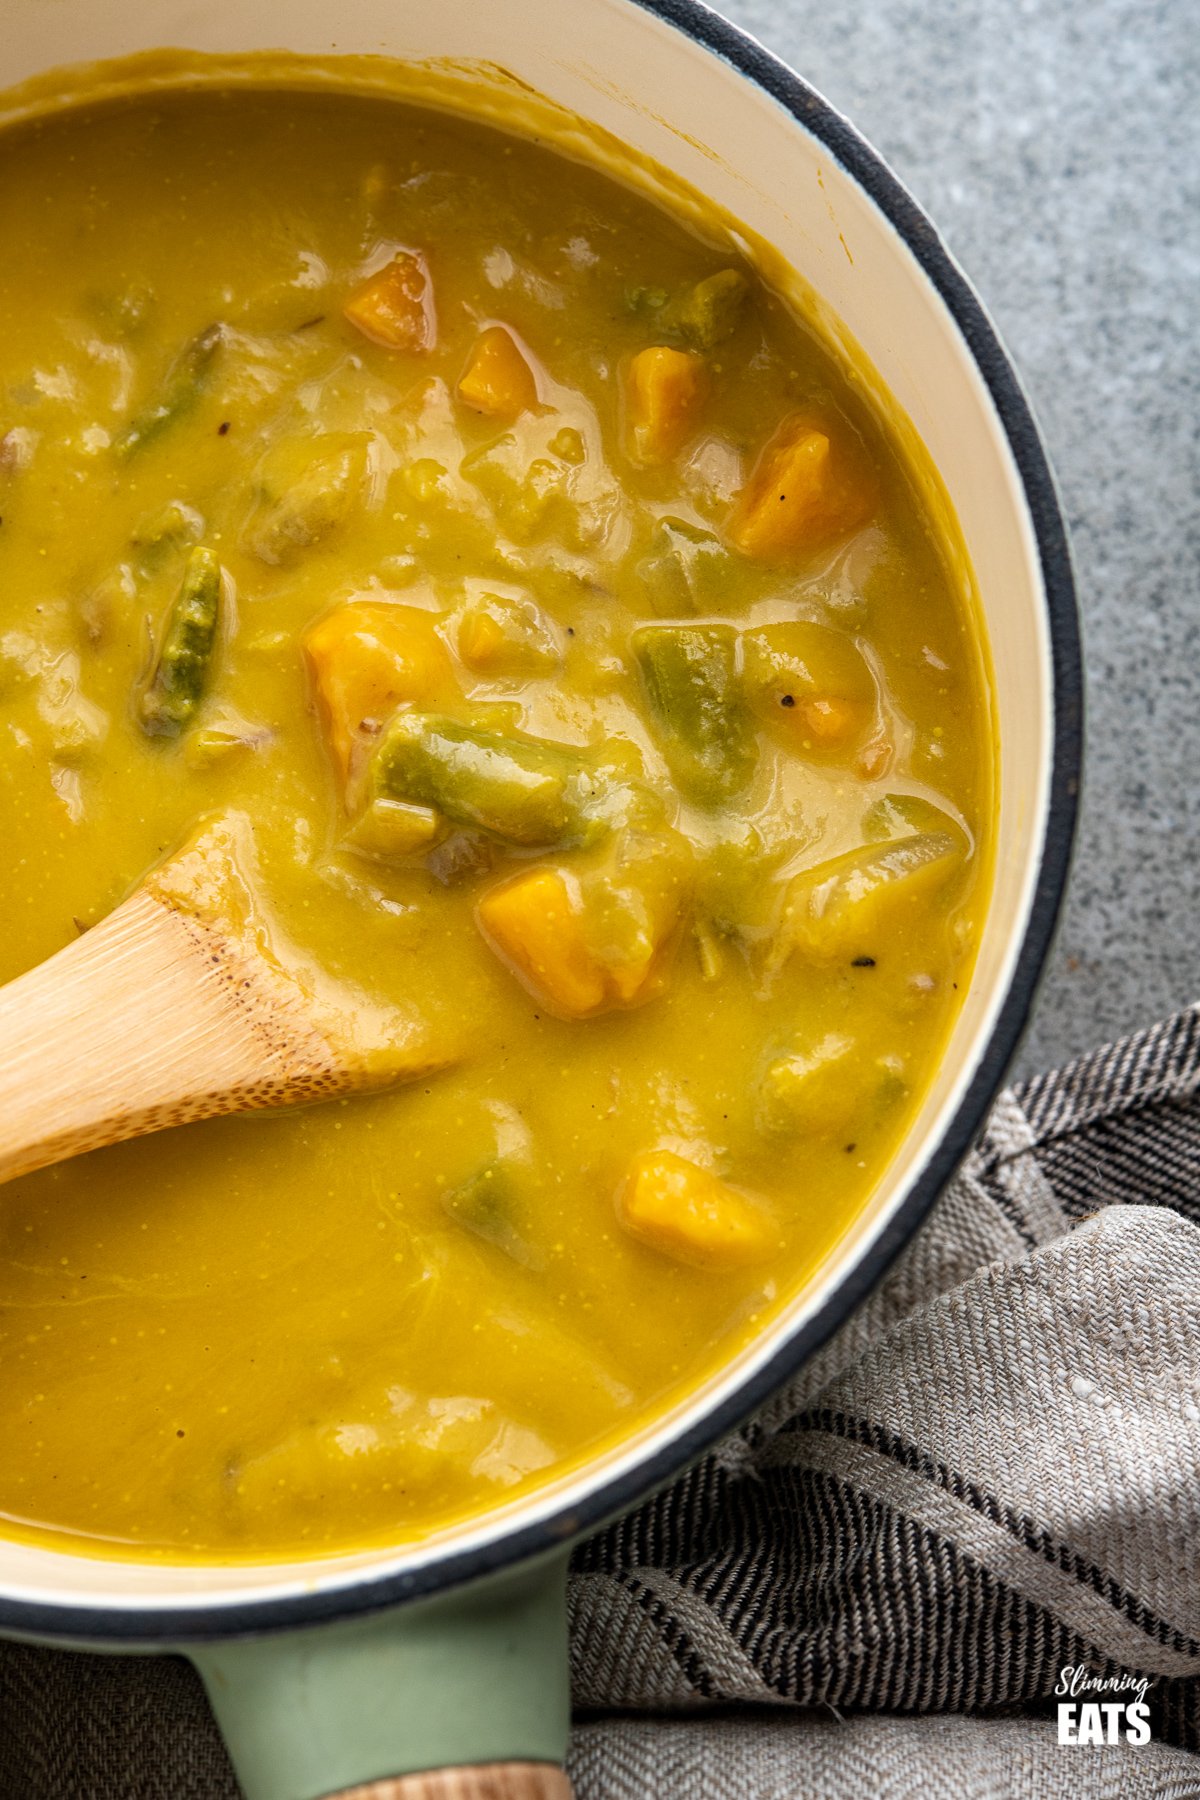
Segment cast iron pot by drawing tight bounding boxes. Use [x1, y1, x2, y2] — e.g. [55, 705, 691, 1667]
[0, 2, 1082, 1795]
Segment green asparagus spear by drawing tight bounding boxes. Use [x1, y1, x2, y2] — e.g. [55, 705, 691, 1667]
[372, 713, 599, 848]
[443, 1161, 536, 1266]
[132, 499, 206, 573]
[627, 270, 749, 349]
[115, 324, 225, 459]
[139, 546, 222, 738]
[632, 623, 756, 804]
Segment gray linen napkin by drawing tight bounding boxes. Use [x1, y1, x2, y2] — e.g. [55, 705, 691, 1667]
[3, 1007, 1199, 1797]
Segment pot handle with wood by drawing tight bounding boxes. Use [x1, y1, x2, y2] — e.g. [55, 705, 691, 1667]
[189, 1553, 573, 1800]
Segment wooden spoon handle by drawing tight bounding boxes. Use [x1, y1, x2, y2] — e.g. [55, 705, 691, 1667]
[332, 1767, 573, 1800]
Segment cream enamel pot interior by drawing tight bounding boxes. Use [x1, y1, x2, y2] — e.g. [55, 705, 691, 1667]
[0, 3, 1081, 1796]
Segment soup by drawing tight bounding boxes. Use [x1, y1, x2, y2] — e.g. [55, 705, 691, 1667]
[0, 79, 992, 1558]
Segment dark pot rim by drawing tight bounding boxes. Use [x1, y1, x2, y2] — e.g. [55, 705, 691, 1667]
[0, 0, 1082, 1645]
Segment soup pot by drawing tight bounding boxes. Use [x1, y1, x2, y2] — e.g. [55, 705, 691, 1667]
[0, 1, 1082, 1795]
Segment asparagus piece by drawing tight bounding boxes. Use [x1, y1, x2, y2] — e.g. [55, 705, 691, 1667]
[372, 713, 597, 848]
[115, 324, 225, 458]
[661, 270, 749, 350]
[443, 1161, 535, 1266]
[132, 499, 206, 573]
[139, 547, 222, 738]
[632, 623, 756, 804]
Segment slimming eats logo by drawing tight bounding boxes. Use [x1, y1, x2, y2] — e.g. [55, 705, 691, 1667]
[1055, 1665, 1152, 1746]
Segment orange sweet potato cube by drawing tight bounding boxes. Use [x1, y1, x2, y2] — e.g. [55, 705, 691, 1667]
[477, 867, 607, 1019]
[729, 413, 875, 560]
[626, 345, 708, 463]
[458, 326, 539, 419]
[476, 856, 679, 1020]
[343, 252, 436, 352]
[616, 1149, 775, 1269]
[797, 694, 864, 746]
[304, 601, 454, 782]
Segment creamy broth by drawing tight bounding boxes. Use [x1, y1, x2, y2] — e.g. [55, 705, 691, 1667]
[0, 84, 991, 1557]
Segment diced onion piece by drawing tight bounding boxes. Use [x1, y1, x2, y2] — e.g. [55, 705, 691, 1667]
[778, 831, 963, 963]
[243, 434, 369, 568]
[741, 621, 875, 758]
[457, 593, 560, 675]
[342, 797, 442, 862]
[758, 1033, 860, 1137]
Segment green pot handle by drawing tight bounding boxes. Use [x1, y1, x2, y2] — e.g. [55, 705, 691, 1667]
[189, 1552, 572, 1800]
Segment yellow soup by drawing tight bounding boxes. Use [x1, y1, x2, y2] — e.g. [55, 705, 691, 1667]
[0, 80, 992, 1559]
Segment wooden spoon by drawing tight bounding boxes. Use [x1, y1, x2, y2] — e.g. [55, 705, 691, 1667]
[0, 812, 449, 1187]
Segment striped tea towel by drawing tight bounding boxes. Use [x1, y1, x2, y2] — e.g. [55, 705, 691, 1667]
[3, 1007, 1200, 1797]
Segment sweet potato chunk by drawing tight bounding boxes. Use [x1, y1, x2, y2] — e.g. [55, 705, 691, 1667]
[304, 602, 454, 782]
[458, 326, 538, 419]
[574, 829, 692, 1004]
[617, 1149, 774, 1269]
[344, 252, 435, 351]
[478, 867, 607, 1018]
[729, 413, 874, 560]
[626, 346, 708, 464]
[477, 838, 687, 1019]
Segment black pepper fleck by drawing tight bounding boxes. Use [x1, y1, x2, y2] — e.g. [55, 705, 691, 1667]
[851, 955, 876, 968]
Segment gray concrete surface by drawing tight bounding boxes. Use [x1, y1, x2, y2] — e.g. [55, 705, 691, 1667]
[719, 0, 1199, 1076]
